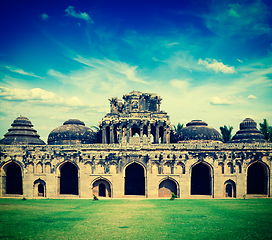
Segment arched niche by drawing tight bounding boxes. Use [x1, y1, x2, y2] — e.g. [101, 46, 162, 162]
[3, 162, 23, 195]
[247, 161, 269, 195]
[33, 179, 46, 197]
[124, 162, 145, 195]
[92, 178, 112, 198]
[224, 180, 236, 198]
[158, 178, 178, 198]
[191, 162, 213, 195]
[59, 161, 78, 195]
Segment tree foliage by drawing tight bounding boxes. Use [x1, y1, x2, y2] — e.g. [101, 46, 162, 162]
[173, 123, 183, 132]
[171, 123, 184, 143]
[220, 125, 233, 143]
[259, 119, 272, 142]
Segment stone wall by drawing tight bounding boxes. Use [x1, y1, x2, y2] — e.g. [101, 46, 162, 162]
[1, 140, 272, 199]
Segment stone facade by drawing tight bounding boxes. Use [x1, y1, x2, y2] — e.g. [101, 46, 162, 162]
[0, 91, 271, 199]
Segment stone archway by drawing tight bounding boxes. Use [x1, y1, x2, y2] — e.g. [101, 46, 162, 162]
[158, 179, 177, 197]
[247, 162, 268, 195]
[60, 162, 78, 195]
[191, 162, 212, 195]
[33, 179, 46, 197]
[6, 162, 23, 195]
[125, 162, 145, 195]
[224, 180, 236, 198]
[92, 178, 111, 197]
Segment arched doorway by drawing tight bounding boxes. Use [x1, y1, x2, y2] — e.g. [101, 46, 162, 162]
[158, 179, 177, 197]
[247, 162, 268, 194]
[92, 179, 111, 197]
[224, 180, 236, 198]
[125, 163, 145, 195]
[33, 179, 46, 197]
[38, 184, 44, 196]
[99, 183, 106, 197]
[6, 162, 23, 194]
[191, 162, 212, 195]
[60, 162, 78, 195]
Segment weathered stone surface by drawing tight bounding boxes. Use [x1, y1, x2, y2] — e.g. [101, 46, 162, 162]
[47, 119, 96, 145]
[0, 92, 271, 199]
[176, 120, 223, 142]
[231, 118, 268, 143]
[0, 116, 45, 145]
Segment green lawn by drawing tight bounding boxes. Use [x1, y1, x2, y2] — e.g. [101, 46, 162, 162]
[0, 198, 272, 240]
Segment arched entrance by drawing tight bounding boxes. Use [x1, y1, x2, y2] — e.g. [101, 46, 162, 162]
[6, 162, 23, 194]
[158, 179, 177, 197]
[33, 179, 46, 197]
[92, 179, 111, 197]
[191, 162, 212, 195]
[224, 180, 236, 198]
[60, 162, 78, 195]
[99, 183, 106, 197]
[125, 163, 145, 195]
[247, 162, 268, 194]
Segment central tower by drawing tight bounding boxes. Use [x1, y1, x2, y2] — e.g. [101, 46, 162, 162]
[100, 91, 171, 144]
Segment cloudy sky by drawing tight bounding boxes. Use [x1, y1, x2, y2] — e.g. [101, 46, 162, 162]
[0, 0, 272, 142]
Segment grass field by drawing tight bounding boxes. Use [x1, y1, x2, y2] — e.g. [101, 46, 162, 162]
[0, 198, 272, 240]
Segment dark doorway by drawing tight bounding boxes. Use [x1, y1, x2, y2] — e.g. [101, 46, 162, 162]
[247, 162, 267, 194]
[226, 184, 232, 197]
[38, 184, 44, 197]
[191, 163, 212, 195]
[158, 179, 177, 197]
[106, 126, 110, 144]
[159, 126, 164, 143]
[125, 163, 145, 195]
[60, 162, 78, 195]
[132, 126, 140, 137]
[6, 162, 23, 194]
[99, 183, 106, 197]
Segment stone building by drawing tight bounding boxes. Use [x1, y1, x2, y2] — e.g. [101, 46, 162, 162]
[0, 91, 271, 199]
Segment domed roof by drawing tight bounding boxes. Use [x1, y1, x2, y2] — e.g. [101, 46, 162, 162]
[176, 120, 223, 142]
[0, 116, 45, 145]
[47, 119, 96, 145]
[231, 118, 267, 143]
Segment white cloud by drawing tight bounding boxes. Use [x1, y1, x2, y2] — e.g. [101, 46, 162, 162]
[6, 66, 43, 78]
[0, 86, 86, 107]
[72, 56, 148, 84]
[165, 42, 180, 47]
[204, 1, 271, 37]
[170, 79, 190, 90]
[237, 59, 243, 63]
[248, 95, 257, 99]
[209, 96, 234, 105]
[65, 6, 93, 22]
[197, 58, 236, 74]
[41, 13, 48, 20]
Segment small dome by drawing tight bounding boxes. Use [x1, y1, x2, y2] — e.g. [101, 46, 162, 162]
[47, 119, 96, 145]
[0, 116, 45, 145]
[231, 118, 267, 143]
[176, 120, 223, 142]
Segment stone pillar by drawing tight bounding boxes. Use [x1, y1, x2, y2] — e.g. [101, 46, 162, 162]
[102, 127, 106, 144]
[147, 125, 151, 137]
[140, 126, 143, 137]
[155, 125, 159, 143]
[163, 127, 167, 143]
[110, 126, 114, 144]
[166, 129, 170, 143]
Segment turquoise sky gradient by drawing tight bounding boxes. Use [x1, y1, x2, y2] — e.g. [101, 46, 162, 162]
[0, 0, 272, 142]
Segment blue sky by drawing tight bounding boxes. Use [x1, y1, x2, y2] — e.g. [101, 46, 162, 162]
[0, 0, 272, 142]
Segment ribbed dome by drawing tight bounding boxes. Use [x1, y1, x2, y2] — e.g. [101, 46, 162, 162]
[47, 119, 96, 145]
[231, 118, 267, 143]
[176, 120, 223, 142]
[0, 116, 45, 145]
